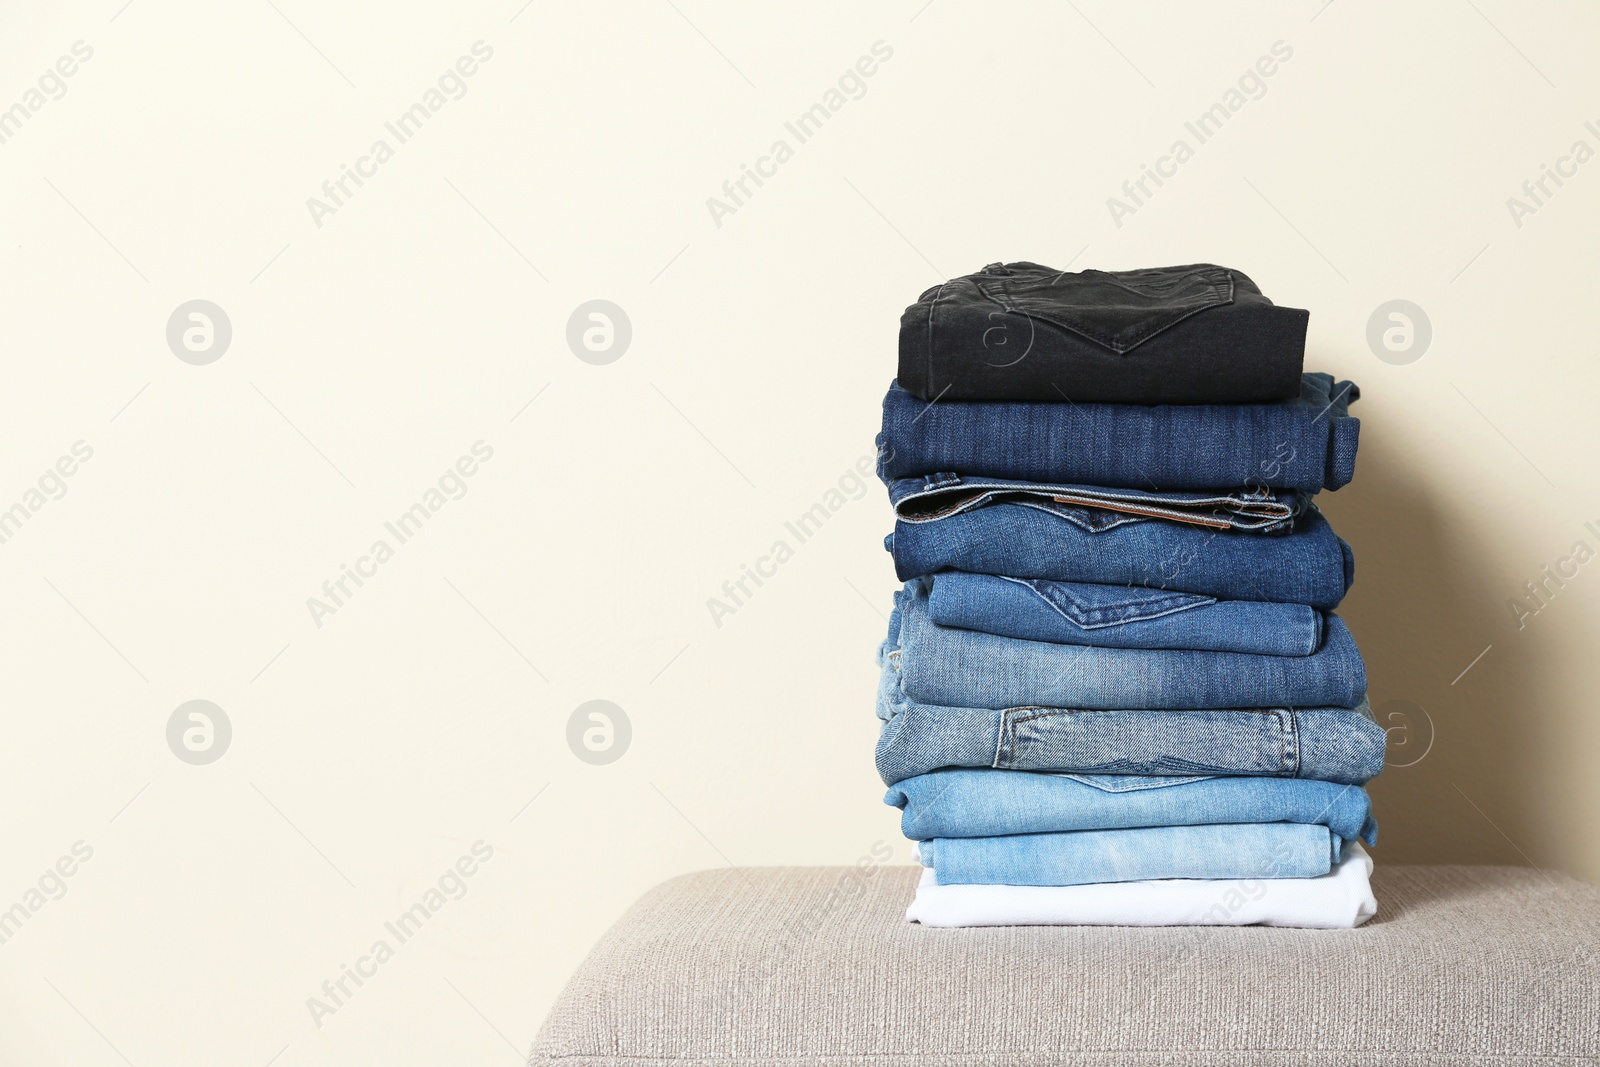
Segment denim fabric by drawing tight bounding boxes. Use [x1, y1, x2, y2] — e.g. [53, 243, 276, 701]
[890, 473, 1305, 534]
[898, 262, 1308, 405]
[906, 843, 1377, 928]
[888, 499, 1353, 610]
[918, 823, 1343, 886]
[891, 579, 1365, 710]
[873, 659, 1387, 786]
[927, 573, 1322, 655]
[877, 372, 1359, 492]
[887, 769, 1377, 845]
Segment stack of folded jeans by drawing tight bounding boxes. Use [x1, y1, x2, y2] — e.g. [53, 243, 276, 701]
[874, 262, 1384, 929]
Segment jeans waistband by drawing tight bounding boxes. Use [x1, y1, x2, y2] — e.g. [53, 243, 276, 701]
[889, 474, 1306, 534]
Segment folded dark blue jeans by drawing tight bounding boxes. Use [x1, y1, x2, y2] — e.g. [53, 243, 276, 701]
[877, 372, 1359, 493]
[889, 501, 1353, 610]
[926, 573, 1322, 655]
[897, 262, 1308, 405]
[890, 579, 1365, 710]
[890, 472, 1306, 534]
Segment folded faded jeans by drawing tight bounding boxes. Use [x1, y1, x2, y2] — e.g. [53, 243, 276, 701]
[873, 660, 1387, 786]
[927, 573, 1322, 655]
[887, 769, 1377, 844]
[889, 472, 1305, 534]
[890, 578, 1365, 710]
[887, 499, 1353, 610]
[877, 372, 1359, 492]
[905, 843, 1377, 929]
[896, 262, 1308, 405]
[917, 822, 1346, 886]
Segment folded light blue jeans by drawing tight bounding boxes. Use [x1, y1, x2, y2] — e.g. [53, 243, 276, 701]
[927, 572, 1322, 655]
[874, 657, 1386, 786]
[888, 768, 1377, 844]
[919, 822, 1346, 886]
[891, 578, 1365, 710]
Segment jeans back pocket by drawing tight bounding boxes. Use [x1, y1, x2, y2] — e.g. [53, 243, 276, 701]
[1054, 773, 1218, 791]
[1005, 576, 1215, 628]
[977, 263, 1234, 354]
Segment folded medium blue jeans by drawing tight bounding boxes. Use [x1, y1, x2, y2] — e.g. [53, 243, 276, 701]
[888, 769, 1377, 844]
[891, 579, 1365, 710]
[888, 499, 1353, 610]
[877, 372, 1359, 493]
[927, 573, 1322, 655]
[889, 472, 1306, 534]
[918, 823, 1345, 886]
[874, 658, 1387, 786]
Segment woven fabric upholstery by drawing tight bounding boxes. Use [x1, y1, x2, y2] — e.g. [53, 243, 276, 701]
[530, 864, 1600, 1066]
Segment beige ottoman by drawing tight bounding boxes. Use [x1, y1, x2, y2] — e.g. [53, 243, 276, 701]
[530, 864, 1600, 1066]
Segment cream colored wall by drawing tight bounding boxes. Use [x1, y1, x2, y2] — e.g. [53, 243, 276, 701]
[2, 0, 1597, 1063]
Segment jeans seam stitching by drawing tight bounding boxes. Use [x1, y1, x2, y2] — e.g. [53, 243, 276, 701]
[1284, 708, 1300, 777]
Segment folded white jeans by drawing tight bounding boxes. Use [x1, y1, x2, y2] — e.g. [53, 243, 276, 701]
[905, 842, 1376, 929]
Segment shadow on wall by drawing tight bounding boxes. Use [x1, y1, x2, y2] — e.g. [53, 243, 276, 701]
[1319, 422, 1534, 868]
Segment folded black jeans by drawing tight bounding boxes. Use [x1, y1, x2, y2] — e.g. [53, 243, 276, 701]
[898, 262, 1308, 404]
